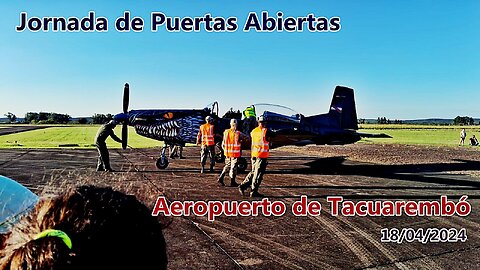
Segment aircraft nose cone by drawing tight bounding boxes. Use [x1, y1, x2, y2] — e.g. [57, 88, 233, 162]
[113, 113, 129, 124]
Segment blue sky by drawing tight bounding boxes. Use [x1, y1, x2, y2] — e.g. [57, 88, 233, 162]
[0, 1, 479, 119]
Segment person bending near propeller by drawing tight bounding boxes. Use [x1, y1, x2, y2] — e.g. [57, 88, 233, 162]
[94, 120, 122, 172]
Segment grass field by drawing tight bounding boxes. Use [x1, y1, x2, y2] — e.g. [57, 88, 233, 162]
[0, 126, 161, 148]
[359, 124, 480, 147]
[0, 124, 479, 148]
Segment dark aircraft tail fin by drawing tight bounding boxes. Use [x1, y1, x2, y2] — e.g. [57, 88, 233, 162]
[327, 86, 358, 130]
[305, 86, 358, 130]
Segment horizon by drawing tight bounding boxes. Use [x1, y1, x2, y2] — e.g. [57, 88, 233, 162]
[3, 115, 480, 122]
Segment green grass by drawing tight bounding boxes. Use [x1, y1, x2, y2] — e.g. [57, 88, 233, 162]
[0, 124, 478, 148]
[359, 124, 480, 146]
[0, 126, 162, 148]
[359, 124, 480, 130]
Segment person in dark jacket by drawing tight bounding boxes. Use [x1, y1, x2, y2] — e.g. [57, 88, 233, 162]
[94, 120, 122, 172]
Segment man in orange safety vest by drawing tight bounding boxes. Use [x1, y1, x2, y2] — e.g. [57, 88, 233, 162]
[197, 116, 216, 173]
[218, 119, 248, 187]
[239, 115, 273, 197]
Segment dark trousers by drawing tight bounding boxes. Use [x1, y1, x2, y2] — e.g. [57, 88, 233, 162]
[96, 143, 112, 171]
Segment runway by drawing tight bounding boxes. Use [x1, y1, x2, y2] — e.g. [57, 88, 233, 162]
[1, 144, 479, 269]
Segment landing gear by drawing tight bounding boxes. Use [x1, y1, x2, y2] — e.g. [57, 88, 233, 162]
[214, 142, 225, 163]
[156, 156, 169, 169]
[237, 157, 247, 173]
[156, 144, 170, 169]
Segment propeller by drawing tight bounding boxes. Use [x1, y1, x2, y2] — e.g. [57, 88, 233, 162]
[122, 83, 129, 150]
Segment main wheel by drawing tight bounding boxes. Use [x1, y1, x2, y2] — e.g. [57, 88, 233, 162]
[237, 157, 247, 173]
[156, 157, 169, 169]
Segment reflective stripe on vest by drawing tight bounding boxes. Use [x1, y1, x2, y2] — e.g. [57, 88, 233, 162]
[200, 124, 215, 146]
[250, 127, 269, 158]
[223, 129, 241, 158]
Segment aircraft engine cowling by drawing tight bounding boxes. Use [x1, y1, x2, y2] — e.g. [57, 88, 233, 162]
[133, 115, 204, 144]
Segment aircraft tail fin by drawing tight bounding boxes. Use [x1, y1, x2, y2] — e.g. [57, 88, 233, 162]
[327, 86, 358, 130]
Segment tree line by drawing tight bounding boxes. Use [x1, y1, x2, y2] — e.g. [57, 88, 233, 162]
[3, 112, 115, 124]
[357, 116, 478, 125]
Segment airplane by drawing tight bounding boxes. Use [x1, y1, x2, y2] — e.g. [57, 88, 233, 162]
[113, 83, 390, 172]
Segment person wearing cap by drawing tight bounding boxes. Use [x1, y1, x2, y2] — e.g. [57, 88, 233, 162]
[239, 115, 274, 197]
[94, 120, 122, 172]
[196, 116, 216, 173]
[218, 119, 248, 187]
[243, 106, 256, 119]
[242, 105, 257, 134]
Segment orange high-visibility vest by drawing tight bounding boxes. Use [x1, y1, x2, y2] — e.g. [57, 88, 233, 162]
[251, 126, 269, 158]
[222, 129, 241, 158]
[198, 123, 215, 146]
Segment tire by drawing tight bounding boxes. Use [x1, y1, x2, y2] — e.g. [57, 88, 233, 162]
[156, 157, 169, 169]
[215, 143, 225, 163]
[237, 157, 247, 173]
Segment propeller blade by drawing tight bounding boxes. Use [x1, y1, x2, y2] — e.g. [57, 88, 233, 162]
[122, 123, 128, 150]
[123, 83, 129, 114]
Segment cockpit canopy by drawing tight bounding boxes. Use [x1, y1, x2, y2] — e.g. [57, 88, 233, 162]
[253, 103, 302, 124]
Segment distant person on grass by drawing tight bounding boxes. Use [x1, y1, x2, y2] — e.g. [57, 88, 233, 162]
[94, 120, 122, 172]
[470, 135, 479, 146]
[0, 185, 168, 270]
[459, 128, 466, 146]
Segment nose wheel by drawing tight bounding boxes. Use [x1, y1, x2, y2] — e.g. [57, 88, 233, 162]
[156, 156, 169, 169]
[156, 144, 170, 169]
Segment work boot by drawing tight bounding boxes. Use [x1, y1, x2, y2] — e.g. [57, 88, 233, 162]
[250, 191, 264, 198]
[217, 176, 225, 186]
[96, 167, 104, 172]
[230, 178, 239, 187]
[200, 166, 205, 174]
[209, 166, 214, 173]
[179, 156, 186, 159]
[105, 168, 115, 172]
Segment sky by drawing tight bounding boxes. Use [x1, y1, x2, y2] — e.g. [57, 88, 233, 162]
[0, 1, 479, 119]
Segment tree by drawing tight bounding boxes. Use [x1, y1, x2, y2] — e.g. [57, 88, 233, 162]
[4, 112, 17, 123]
[92, 113, 113, 124]
[48, 113, 70, 124]
[25, 112, 39, 123]
[24, 112, 71, 124]
[38, 112, 49, 122]
[454, 116, 474, 125]
[377, 117, 389, 124]
[78, 118, 88, 124]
